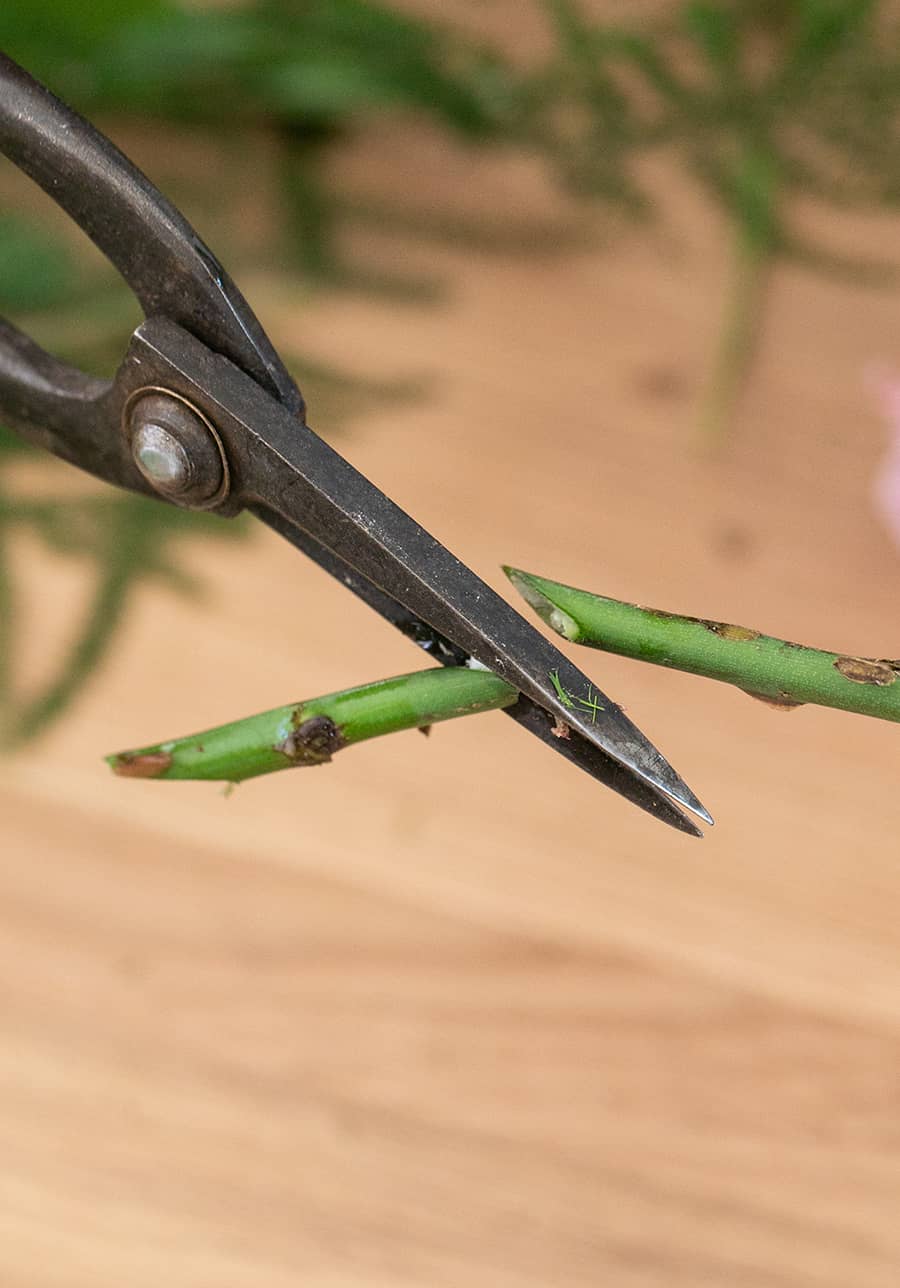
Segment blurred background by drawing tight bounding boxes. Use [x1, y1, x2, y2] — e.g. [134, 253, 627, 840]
[3, 2, 900, 1284]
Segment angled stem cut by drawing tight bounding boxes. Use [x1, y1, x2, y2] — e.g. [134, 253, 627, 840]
[505, 567, 900, 722]
[107, 666, 517, 783]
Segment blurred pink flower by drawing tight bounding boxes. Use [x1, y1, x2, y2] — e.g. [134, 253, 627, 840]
[869, 367, 900, 551]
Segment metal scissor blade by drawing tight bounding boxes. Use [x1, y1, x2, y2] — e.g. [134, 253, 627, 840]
[253, 506, 702, 837]
[0, 56, 707, 832]
[502, 699, 703, 837]
[134, 318, 711, 827]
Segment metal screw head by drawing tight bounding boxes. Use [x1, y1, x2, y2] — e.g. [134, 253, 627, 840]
[125, 389, 228, 508]
[132, 422, 192, 492]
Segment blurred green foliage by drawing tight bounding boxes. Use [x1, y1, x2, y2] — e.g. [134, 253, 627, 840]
[2, 0, 900, 743]
[2, 0, 514, 284]
[530, 0, 900, 435]
[535, 0, 900, 224]
[0, 214, 79, 313]
[5, 0, 507, 127]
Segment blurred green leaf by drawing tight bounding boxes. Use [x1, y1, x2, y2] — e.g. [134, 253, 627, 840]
[0, 214, 78, 312]
[684, 3, 741, 74]
[791, 0, 876, 68]
[0, 0, 174, 99]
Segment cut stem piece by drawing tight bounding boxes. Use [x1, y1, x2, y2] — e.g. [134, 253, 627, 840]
[506, 567, 900, 723]
[107, 666, 517, 783]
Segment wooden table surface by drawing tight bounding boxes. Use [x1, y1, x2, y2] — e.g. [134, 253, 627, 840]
[4, 121, 900, 1286]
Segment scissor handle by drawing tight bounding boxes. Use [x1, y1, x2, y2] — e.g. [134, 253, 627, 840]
[0, 52, 303, 454]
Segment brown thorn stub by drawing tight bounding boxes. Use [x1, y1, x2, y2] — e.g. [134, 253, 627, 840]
[277, 714, 345, 766]
[741, 689, 803, 711]
[834, 657, 898, 687]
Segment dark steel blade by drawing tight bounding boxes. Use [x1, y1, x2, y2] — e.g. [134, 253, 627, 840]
[254, 508, 703, 837]
[132, 318, 711, 828]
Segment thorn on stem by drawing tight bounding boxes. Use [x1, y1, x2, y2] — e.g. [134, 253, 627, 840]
[277, 713, 345, 765]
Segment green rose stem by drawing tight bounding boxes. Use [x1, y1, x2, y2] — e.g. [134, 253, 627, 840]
[505, 567, 900, 723]
[106, 666, 517, 783]
[107, 565, 900, 788]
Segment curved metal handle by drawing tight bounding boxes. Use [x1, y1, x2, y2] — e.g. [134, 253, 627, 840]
[0, 51, 303, 451]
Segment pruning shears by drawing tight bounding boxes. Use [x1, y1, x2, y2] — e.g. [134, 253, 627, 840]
[0, 53, 712, 836]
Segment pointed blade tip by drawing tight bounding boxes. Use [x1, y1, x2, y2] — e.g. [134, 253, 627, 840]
[654, 779, 714, 829]
[655, 791, 706, 839]
[676, 788, 714, 828]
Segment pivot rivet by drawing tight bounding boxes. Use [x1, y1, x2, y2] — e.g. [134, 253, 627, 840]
[125, 389, 229, 509]
[132, 422, 192, 492]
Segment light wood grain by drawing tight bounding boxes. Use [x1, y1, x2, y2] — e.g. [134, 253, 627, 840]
[4, 116, 900, 1286]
